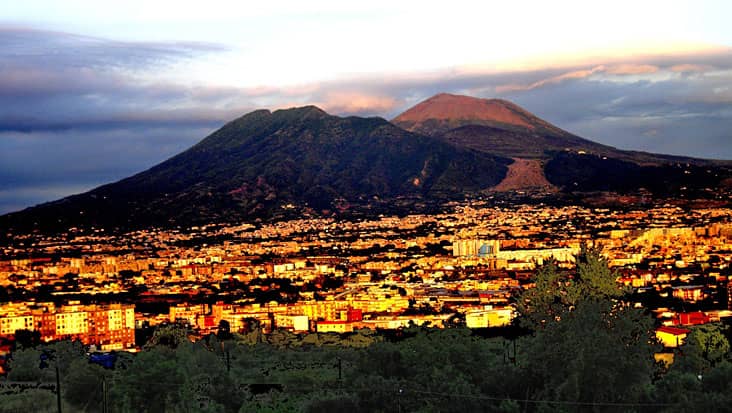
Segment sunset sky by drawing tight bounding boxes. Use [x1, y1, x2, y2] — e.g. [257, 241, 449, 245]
[1, 0, 731, 213]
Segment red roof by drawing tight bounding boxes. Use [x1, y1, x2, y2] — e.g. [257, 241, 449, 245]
[657, 326, 690, 336]
[678, 311, 709, 325]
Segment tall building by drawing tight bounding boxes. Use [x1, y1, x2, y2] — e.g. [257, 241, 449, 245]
[452, 239, 500, 258]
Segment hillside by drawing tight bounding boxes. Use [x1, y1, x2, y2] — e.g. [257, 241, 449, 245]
[392, 93, 732, 192]
[393, 93, 714, 165]
[0, 106, 510, 233]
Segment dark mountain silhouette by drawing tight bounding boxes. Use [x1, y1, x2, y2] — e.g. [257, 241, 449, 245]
[0, 105, 510, 233]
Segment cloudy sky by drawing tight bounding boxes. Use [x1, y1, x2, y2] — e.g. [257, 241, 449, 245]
[1, 0, 731, 214]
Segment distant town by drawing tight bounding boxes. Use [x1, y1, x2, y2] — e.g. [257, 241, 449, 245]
[2, 200, 731, 371]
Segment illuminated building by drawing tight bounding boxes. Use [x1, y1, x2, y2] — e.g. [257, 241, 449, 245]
[0, 302, 135, 350]
[656, 326, 690, 348]
[452, 239, 500, 258]
[671, 285, 705, 302]
[465, 307, 514, 328]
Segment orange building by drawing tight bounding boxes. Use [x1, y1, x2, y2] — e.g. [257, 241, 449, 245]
[0, 302, 135, 350]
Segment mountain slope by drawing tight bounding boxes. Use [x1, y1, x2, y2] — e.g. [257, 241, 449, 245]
[0, 106, 511, 232]
[491, 158, 556, 192]
[393, 93, 711, 165]
[393, 93, 732, 193]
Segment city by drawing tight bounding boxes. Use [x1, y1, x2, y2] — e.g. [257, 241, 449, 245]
[2, 201, 731, 360]
[3, 1, 732, 411]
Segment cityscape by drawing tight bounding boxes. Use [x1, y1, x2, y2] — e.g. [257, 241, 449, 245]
[3, 199, 732, 410]
[3, 1, 732, 412]
[3, 202, 732, 352]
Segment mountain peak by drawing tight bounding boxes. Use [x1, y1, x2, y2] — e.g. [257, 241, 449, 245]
[393, 93, 536, 129]
[392, 93, 571, 138]
[273, 105, 328, 118]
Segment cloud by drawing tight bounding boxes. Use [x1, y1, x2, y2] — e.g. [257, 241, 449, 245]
[495, 66, 606, 93]
[495, 64, 662, 93]
[605, 64, 659, 75]
[0, 27, 226, 68]
[669, 64, 712, 73]
[314, 92, 400, 116]
[0, 27, 239, 130]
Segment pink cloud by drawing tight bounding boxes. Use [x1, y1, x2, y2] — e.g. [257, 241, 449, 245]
[605, 64, 658, 75]
[495, 63, 661, 93]
[316, 92, 399, 115]
[496, 66, 605, 93]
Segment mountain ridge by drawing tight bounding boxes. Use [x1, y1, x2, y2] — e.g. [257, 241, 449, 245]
[2, 94, 731, 235]
[392, 93, 732, 193]
[0, 105, 511, 233]
[393, 93, 730, 166]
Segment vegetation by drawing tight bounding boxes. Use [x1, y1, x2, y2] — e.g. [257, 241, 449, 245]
[545, 151, 732, 196]
[3, 250, 732, 412]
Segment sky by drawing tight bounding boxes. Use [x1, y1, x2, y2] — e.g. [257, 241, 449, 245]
[1, 0, 731, 214]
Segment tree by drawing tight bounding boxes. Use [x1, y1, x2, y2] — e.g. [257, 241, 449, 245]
[6, 347, 53, 382]
[267, 329, 299, 348]
[217, 319, 233, 340]
[673, 323, 730, 374]
[520, 300, 658, 410]
[517, 247, 627, 328]
[689, 324, 730, 369]
[568, 245, 627, 303]
[109, 348, 184, 413]
[63, 358, 108, 412]
[12, 329, 41, 349]
[143, 323, 191, 350]
[516, 247, 657, 410]
[515, 261, 567, 327]
[0, 389, 57, 413]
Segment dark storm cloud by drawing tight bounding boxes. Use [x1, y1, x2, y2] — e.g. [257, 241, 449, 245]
[0, 27, 246, 133]
[0, 125, 215, 189]
[0, 125, 217, 213]
[0, 27, 225, 100]
[0, 27, 246, 213]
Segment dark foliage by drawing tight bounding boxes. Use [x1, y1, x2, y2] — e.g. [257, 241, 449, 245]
[545, 151, 732, 195]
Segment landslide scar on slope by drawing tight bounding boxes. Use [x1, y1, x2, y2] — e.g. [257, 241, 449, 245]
[491, 158, 557, 192]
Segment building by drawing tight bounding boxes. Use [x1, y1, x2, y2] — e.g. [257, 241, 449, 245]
[656, 326, 690, 348]
[0, 302, 135, 350]
[672, 285, 705, 302]
[672, 311, 710, 326]
[316, 320, 353, 333]
[452, 239, 500, 258]
[465, 307, 514, 328]
[274, 314, 310, 332]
